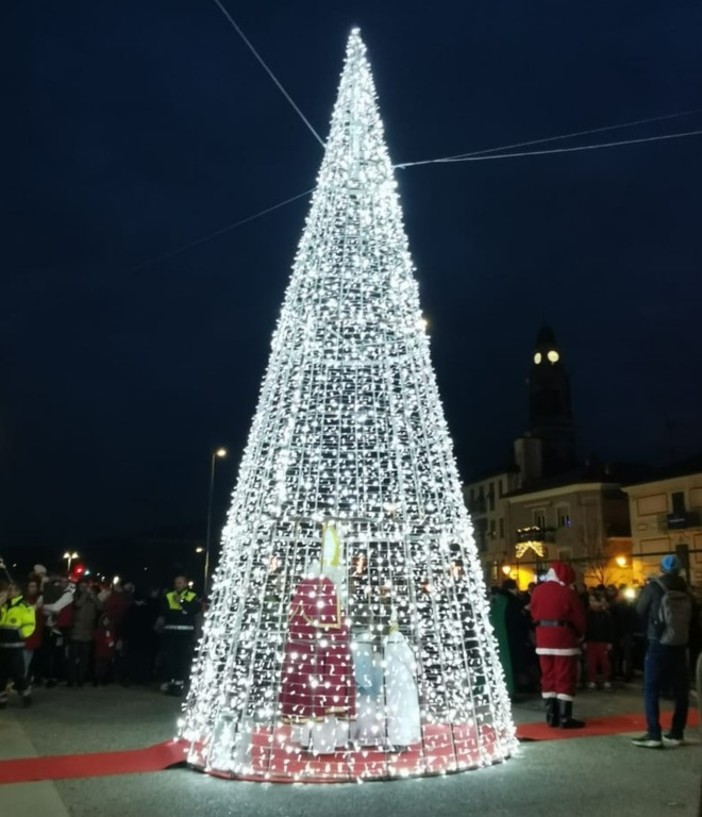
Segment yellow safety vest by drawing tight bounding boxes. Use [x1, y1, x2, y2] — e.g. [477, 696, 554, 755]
[166, 590, 197, 611]
[0, 596, 36, 646]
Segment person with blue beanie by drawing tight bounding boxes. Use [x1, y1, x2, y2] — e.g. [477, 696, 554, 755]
[632, 555, 693, 748]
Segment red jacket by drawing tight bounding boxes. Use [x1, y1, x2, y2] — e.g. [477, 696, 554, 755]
[104, 592, 130, 637]
[94, 627, 116, 660]
[530, 579, 586, 656]
[23, 595, 42, 650]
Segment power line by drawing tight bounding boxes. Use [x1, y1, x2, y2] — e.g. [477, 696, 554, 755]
[395, 107, 702, 168]
[127, 188, 314, 276]
[128, 124, 702, 278]
[6, 115, 699, 328]
[0, 189, 314, 332]
[398, 128, 702, 167]
[210, 0, 325, 148]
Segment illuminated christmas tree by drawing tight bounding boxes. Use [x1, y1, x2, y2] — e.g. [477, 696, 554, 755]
[181, 29, 515, 781]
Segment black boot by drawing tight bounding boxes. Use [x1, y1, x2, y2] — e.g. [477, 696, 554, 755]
[559, 700, 585, 729]
[545, 698, 560, 727]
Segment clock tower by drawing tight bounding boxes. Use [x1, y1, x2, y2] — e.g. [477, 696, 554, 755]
[528, 325, 576, 476]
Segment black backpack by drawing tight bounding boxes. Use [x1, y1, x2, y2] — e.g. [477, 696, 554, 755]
[653, 579, 692, 646]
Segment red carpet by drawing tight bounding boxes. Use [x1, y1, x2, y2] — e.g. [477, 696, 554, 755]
[517, 708, 699, 742]
[0, 709, 698, 785]
[0, 740, 186, 785]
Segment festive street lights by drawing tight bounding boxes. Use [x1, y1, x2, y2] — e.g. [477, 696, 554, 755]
[63, 551, 79, 573]
[204, 448, 227, 592]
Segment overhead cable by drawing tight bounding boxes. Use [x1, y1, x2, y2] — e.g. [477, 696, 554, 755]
[210, 0, 325, 148]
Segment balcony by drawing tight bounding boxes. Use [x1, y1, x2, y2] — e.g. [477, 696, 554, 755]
[663, 510, 701, 531]
[468, 498, 488, 515]
[516, 525, 556, 544]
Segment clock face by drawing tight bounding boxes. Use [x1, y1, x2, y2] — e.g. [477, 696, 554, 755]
[547, 350, 560, 363]
[533, 352, 542, 365]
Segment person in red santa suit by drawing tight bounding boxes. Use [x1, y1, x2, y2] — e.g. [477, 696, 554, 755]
[530, 561, 586, 729]
[279, 565, 355, 748]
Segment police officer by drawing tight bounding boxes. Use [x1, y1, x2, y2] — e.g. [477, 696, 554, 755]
[159, 575, 200, 696]
[0, 582, 36, 708]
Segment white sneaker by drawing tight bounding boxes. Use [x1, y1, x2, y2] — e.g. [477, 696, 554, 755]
[632, 734, 663, 749]
[662, 734, 684, 747]
[587, 682, 597, 690]
[603, 682, 612, 690]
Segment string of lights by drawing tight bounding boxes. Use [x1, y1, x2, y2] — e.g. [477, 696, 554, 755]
[180, 28, 515, 783]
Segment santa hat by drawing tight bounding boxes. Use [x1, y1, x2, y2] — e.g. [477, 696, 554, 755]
[547, 561, 576, 586]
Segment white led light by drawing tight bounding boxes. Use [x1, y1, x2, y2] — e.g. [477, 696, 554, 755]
[181, 29, 515, 782]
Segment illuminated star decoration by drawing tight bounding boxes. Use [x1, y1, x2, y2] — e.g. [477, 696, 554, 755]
[180, 28, 516, 782]
[515, 527, 546, 559]
[515, 541, 546, 559]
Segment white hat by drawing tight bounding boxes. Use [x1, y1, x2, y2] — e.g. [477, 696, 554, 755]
[33, 564, 48, 575]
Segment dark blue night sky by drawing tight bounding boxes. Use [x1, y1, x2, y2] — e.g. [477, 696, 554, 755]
[6, 1, 702, 552]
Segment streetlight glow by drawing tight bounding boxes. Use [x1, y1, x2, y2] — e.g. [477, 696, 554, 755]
[63, 551, 79, 572]
[204, 447, 229, 591]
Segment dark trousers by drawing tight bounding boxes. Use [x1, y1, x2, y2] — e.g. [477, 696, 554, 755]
[0, 647, 30, 699]
[126, 645, 155, 684]
[44, 629, 68, 682]
[161, 631, 194, 687]
[643, 641, 689, 739]
[612, 634, 634, 681]
[94, 656, 113, 684]
[68, 640, 92, 685]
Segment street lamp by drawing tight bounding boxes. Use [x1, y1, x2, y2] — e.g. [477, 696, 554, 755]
[204, 447, 228, 592]
[63, 551, 79, 572]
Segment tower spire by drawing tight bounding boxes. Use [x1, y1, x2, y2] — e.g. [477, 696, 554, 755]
[181, 31, 515, 782]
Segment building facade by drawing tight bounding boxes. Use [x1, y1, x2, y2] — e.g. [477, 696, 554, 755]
[463, 471, 520, 577]
[464, 325, 639, 589]
[502, 477, 632, 588]
[623, 459, 702, 587]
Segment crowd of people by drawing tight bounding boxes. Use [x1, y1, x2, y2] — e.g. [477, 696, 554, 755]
[1, 555, 701, 747]
[490, 576, 653, 697]
[490, 555, 702, 744]
[0, 565, 202, 708]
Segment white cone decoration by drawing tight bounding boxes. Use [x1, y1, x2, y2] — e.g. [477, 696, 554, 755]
[181, 28, 516, 782]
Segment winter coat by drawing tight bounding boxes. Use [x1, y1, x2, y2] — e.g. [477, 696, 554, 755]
[636, 574, 689, 643]
[585, 609, 614, 644]
[23, 594, 43, 650]
[104, 590, 131, 637]
[94, 626, 116, 659]
[530, 580, 586, 656]
[71, 590, 102, 642]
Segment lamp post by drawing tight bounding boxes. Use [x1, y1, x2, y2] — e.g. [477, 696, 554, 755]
[204, 448, 227, 592]
[63, 551, 79, 573]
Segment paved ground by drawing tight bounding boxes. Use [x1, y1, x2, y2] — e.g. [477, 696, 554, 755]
[1, 683, 700, 816]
